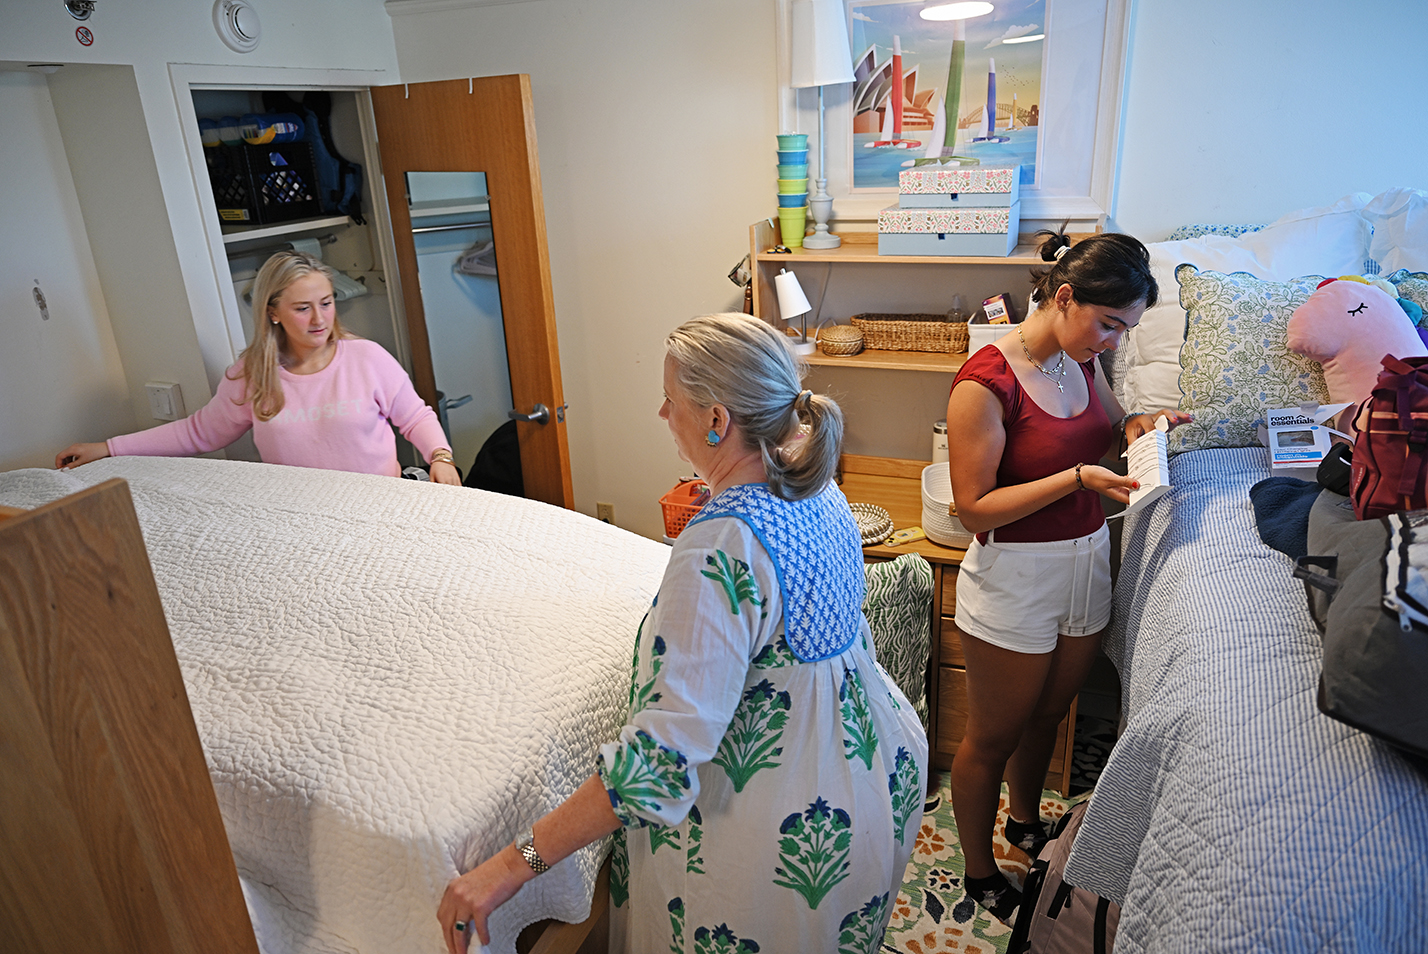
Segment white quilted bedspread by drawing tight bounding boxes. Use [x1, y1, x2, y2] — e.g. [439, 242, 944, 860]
[1067, 448, 1428, 952]
[0, 457, 671, 954]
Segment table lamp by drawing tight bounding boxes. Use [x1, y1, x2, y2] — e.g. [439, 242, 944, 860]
[790, 0, 856, 250]
[774, 267, 817, 355]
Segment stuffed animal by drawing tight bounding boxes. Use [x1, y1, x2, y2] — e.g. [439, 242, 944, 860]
[1286, 278, 1428, 411]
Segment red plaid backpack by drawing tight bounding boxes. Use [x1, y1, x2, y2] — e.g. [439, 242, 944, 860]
[1351, 355, 1428, 520]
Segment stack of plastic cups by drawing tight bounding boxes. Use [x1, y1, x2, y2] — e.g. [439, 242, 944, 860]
[776, 133, 809, 248]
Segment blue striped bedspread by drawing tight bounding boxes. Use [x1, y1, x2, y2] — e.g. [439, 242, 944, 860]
[1064, 447, 1428, 952]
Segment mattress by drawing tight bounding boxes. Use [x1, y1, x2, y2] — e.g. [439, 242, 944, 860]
[0, 457, 671, 954]
[1064, 447, 1428, 951]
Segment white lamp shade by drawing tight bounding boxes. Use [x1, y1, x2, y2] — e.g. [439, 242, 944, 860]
[790, 0, 856, 89]
[774, 268, 812, 319]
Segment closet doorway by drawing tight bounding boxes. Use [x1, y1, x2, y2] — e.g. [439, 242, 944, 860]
[372, 77, 571, 508]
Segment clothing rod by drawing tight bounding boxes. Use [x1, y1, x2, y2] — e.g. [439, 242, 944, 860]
[411, 221, 492, 235]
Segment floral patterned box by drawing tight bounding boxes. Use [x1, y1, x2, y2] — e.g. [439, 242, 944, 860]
[897, 165, 1020, 209]
[877, 203, 1020, 257]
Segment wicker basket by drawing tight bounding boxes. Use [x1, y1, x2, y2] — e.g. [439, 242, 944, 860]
[920, 463, 974, 548]
[817, 324, 864, 356]
[947, 321, 969, 353]
[851, 313, 960, 353]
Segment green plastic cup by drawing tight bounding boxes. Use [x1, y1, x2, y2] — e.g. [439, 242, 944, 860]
[777, 133, 809, 150]
[777, 178, 809, 195]
[778, 206, 808, 248]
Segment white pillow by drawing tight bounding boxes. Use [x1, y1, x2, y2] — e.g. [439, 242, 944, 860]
[1118, 192, 1374, 413]
[1364, 187, 1428, 272]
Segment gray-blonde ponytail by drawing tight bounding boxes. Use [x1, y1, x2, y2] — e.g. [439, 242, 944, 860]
[665, 314, 843, 500]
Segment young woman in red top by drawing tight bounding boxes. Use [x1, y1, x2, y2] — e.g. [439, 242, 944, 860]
[945, 231, 1190, 922]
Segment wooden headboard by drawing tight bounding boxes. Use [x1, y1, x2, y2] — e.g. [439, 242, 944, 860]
[0, 480, 258, 954]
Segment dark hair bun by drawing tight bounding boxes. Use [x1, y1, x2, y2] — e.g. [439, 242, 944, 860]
[1035, 228, 1072, 262]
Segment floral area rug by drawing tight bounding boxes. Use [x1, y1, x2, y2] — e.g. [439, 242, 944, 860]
[882, 776, 1088, 954]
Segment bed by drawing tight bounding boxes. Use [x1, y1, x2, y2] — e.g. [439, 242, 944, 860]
[0, 456, 672, 954]
[1060, 192, 1428, 951]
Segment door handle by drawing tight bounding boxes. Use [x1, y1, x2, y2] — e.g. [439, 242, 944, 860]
[508, 403, 550, 425]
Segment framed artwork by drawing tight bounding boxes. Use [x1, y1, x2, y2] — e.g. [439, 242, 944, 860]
[776, 0, 1132, 226]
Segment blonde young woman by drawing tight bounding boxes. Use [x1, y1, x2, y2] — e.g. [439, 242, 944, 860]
[437, 314, 927, 953]
[946, 231, 1190, 922]
[56, 251, 460, 484]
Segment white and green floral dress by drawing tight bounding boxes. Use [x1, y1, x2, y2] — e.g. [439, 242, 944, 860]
[597, 482, 928, 954]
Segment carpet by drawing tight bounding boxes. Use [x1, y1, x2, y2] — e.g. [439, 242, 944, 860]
[882, 713, 1118, 953]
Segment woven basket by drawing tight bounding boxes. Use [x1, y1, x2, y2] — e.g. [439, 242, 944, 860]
[920, 463, 974, 548]
[947, 321, 970, 353]
[851, 313, 957, 353]
[817, 324, 864, 356]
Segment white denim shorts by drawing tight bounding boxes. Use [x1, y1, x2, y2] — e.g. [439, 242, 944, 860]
[954, 523, 1112, 654]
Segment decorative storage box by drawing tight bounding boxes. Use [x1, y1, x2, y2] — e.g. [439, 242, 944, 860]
[877, 205, 1020, 257]
[896, 165, 1020, 209]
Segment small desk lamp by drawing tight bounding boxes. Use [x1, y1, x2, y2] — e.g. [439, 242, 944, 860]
[774, 267, 817, 355]
[791, 0, 856, 250]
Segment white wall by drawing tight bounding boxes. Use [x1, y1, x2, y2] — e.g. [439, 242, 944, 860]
[1112, 0, 1428, 239]
[0, 71, 135, 471]
[390, 0, 777, 539]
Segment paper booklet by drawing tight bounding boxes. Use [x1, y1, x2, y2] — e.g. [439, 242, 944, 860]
[1108, 415, 1171, 519]
[1264, 402, 1352, 470]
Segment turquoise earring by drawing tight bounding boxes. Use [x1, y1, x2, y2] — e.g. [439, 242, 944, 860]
[706, 429, 721, 446]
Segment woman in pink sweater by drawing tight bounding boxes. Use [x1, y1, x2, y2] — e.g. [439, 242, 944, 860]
[56, 251, 461, 485]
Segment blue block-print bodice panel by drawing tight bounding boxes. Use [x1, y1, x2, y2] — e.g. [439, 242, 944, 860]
[688, 481, 865, 662]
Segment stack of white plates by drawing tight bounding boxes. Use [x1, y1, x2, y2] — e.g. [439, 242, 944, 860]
[921, 462, 974, 548]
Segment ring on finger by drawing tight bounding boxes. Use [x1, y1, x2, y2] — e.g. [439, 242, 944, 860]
[455, 920, 468, 932]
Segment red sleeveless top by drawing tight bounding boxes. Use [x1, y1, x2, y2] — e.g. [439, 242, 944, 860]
[951, 346, 1112, 543]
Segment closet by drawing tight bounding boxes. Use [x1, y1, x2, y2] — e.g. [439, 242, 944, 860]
[184, 77, 571, 507]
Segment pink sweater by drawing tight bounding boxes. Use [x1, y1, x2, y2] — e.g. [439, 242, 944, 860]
[108, 339, 449, 478]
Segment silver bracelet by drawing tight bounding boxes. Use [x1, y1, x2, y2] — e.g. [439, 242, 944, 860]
[1116, 412, 1137, 434]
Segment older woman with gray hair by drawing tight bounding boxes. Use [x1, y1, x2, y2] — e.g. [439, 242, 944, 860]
[439, 313, 927, 953]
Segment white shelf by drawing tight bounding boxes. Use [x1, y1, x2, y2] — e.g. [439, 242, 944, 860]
[409, 197, 491, 218]
[221, 215, 351, 247]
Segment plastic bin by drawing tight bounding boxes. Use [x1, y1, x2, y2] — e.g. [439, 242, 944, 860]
[659, 479, 709, 538]
[205, 142, 321, 225]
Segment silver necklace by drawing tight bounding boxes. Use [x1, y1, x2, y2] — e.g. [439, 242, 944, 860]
[1018, 325, 1067, 392]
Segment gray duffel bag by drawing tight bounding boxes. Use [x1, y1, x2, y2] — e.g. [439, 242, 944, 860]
[1297, 491, 1428, 762]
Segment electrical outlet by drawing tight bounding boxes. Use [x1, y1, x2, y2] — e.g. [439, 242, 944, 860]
[145, 382, 185, 421]
[596, 502, 615, 524]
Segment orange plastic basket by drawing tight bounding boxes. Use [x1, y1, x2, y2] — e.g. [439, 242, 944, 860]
[659, 479, 709, 538]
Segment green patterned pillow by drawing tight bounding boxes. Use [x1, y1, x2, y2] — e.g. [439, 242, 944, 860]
[1172, 265, 1330, 452]
[862, 553, 932, 727]
[1386, 269, 1428, 322]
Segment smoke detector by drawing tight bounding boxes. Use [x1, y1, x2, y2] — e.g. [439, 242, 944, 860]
[213, 0, 260, 54]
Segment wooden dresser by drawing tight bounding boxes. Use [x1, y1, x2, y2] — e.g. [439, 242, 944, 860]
[840, 455, 1076, 796]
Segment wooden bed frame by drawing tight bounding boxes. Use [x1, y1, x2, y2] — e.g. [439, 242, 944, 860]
[0, 485, 604, 954]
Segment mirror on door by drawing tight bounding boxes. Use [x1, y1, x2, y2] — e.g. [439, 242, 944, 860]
[405, 171, 514, 484]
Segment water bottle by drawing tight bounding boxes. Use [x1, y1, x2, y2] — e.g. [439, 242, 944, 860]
[932, 420, 949, 464]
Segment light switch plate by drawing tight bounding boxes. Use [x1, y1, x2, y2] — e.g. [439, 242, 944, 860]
[145, 382, 184, 421]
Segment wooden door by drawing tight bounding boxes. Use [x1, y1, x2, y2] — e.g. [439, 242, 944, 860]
[0, 482, 258, 954]
[371, 76, 573, 508]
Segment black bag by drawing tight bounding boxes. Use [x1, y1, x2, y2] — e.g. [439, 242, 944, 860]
[1298, 491, 1428, 761]
[464, 420, 524, 497]
[1008, 801, 1119, 954]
